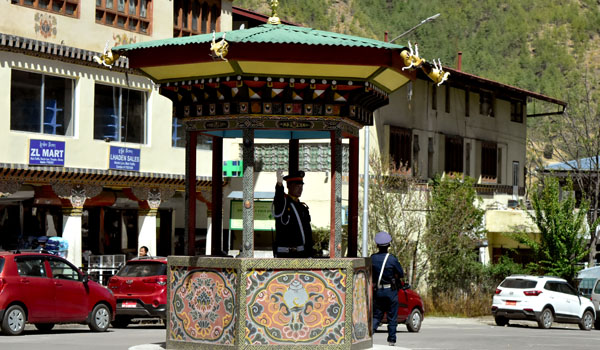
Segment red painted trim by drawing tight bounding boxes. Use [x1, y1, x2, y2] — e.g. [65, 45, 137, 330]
[125, 43, 403, 70]
[289, 139, 299, 175]
[211, 136, 223, 255]
[187, 131, 198, 256]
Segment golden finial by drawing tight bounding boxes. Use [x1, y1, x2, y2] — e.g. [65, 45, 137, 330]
[267, 0, 281, 25]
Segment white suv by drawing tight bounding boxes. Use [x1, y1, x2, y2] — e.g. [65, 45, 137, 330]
[492, 275, 595, 330]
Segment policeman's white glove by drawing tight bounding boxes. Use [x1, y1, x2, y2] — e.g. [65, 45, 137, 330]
[276, 169, 284, 186]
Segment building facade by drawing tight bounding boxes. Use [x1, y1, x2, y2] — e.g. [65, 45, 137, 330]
[0, 1, 236, 266]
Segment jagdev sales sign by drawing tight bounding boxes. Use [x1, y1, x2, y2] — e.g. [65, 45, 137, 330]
[109, 146, 141, 171]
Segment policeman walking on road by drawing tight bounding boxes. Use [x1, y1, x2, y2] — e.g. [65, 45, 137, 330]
[371, 231, 404, 346]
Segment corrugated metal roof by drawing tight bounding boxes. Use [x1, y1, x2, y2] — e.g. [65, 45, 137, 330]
[114, 24, 405, 52]
[545, 156, 599, 171]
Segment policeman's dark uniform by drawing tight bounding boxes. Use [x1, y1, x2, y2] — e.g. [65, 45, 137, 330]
[272, 171, 314, 258]
[371, 231, 404, 346]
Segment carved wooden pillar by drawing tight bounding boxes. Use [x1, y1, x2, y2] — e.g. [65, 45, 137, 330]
[330, 130, 343, 258]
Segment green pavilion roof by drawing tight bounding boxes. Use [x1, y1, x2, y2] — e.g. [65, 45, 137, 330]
[114, 24, 406, 52]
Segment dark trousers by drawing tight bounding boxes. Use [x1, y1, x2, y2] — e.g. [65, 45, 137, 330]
[372, 287, 399, 343]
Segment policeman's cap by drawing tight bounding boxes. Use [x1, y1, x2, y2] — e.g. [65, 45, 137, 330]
[374, 231, 392, 246]
[283, 170, 305, 184]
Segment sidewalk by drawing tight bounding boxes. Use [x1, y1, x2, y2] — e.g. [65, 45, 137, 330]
[129, 343, 410, 350]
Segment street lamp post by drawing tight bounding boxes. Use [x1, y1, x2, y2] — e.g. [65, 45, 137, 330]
[389, 13, 440, 43]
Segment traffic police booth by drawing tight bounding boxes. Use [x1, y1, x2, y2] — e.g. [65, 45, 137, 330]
[113, 3, 447, 349]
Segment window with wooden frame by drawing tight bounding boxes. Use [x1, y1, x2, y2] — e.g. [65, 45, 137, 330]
[481, 141, 498, 179]
[11, 0, 79, 17]
[479, 91, 494, 117]
[444, 135, 463, 174]
[510, 99, 524, 123]
[173, 0, 220, 37]
[389, 126, 412, 171]
[96, 0, 152, 35]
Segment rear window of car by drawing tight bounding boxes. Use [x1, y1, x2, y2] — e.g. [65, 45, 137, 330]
[117, 262, 166, 277]
[500, 278, 537, 289]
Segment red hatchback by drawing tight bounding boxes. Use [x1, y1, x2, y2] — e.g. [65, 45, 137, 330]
[381, 283, 425, 332]
[397, 283, 425, 332]
[107, 256, 167, 327]
[0, 251, 116, 335]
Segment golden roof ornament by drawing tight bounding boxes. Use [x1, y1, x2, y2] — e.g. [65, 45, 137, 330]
[267, 0, 281, 25]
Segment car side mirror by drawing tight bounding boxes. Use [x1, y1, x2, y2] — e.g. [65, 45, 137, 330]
[403, 283, 411, 290]
[82, 274, 89, 284]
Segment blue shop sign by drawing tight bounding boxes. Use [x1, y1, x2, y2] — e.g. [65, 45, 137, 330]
[109, 146, 140, 171]
[29, 139, 65, 166]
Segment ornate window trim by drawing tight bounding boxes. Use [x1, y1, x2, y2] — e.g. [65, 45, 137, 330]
[96, 0, 152, 35]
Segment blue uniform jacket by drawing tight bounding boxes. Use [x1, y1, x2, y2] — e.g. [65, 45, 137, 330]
[371, 252, 404, 287]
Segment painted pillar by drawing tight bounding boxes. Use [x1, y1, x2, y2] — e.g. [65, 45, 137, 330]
[348, 136, 359, 257]
[138, 208, 158, 257]
[132, 187, 174, 257]
[62, 207, 82, 267]
[240, 128, 254, 258]
[289, 139, 299, 174]
[52, 183, 102, 267]
[185, 131, 198, 256]
[330, 130, 343, 258]
[211, 136, 223, 255]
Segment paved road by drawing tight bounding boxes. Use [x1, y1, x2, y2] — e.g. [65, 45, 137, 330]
[376, 316, 600, 350]
[1, 317, 599, 349]
[0, 322, 166, 350]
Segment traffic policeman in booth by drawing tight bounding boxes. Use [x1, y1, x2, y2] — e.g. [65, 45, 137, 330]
[272, 169, 314, 258]
[371, 231, 404, 346]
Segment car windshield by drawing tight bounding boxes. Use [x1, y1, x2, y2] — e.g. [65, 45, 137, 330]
[117, 262, 166, 277]
[578, 278, 596, 297]
[500, 278, 537, 289]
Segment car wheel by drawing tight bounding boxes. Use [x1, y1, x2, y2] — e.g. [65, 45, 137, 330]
[579, 310, 594, 331]
[406, 309, 422, 332]
[1, 305, 26, 336]
[537, 308, 553, 329]
[34, 323, 55, 332]
[111, 316, 131, 328]
[89, 304, 111, 332]
[494, 316, 509, 326]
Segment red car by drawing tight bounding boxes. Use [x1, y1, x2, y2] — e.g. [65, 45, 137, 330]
[107, 256, 167, 327]
[397, 283, 425, 332]
[382, 283, 425, 332]
[0, 251, 116, 335]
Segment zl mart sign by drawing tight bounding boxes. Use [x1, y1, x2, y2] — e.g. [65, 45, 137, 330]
[29, 139, 65, 166]
[109, 146, 141, 171]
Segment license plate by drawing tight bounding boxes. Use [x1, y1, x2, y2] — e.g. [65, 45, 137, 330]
[122, 301, 137, 308]
[506, 300, 517, 306]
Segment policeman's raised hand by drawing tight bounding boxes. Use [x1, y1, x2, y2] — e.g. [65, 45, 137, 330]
[276, 169, 284, 185]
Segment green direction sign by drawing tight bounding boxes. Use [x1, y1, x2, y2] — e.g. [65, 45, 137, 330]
[229, 200, 275, 231]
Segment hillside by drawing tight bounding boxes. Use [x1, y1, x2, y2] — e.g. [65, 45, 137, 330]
[234, 0, 600, 103]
